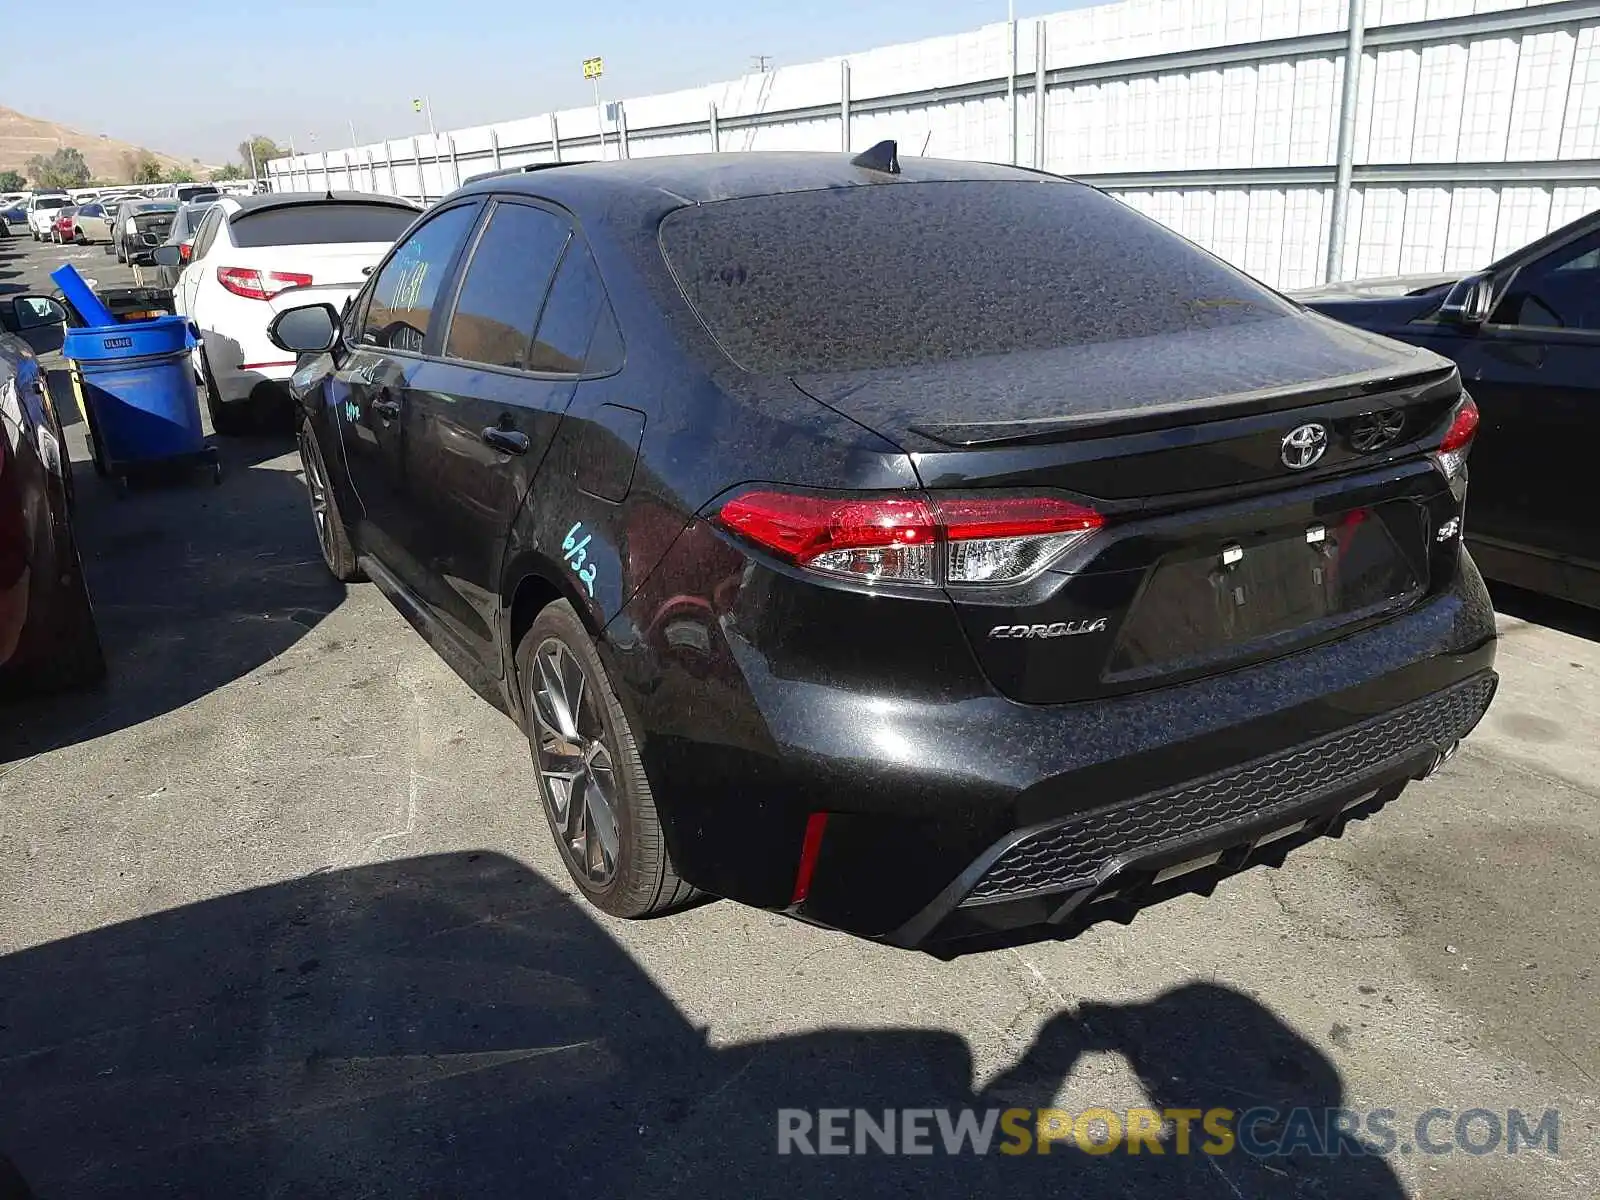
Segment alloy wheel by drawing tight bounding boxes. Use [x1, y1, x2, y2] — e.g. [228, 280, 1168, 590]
[530, 639, 621, 887]
[298, 426, 333, 564]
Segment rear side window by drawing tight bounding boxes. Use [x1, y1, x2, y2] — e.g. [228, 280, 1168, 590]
[191, 209, 224, 259]
[527, 240, 609, 374]
[659, 181, 1296, 375]
[360, 203, 478, 352]
[443, 202, 570, 370]
[230, 203, 418, 248]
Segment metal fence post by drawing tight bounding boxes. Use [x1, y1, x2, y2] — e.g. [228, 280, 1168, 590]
[1008, 7, 1019, 165]
[386, 142, 398, 197]
[1326, 0, 1366, 283]
[709, 102, 720, 153]
[414, 136, 426, 203]
[447, 134, 460, 189]
[490, 128, 502, 171]
[618, 103, 630, 159]
[1034, 19, 1048, 170]
[551, 112, 563, 163]
[840, 61, 851, 153]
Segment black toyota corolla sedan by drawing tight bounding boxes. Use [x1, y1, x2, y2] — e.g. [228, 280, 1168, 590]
[269, 146, 1498, 949]
[1297, 206, 1600, 611]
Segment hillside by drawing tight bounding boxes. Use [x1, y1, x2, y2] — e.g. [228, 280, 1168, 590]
[0, 105, 207, 183]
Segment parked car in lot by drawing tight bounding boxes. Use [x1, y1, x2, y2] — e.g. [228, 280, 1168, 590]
[49, 206, 79, 244]
[67, 202, 110, 244]
[153, 191, 420, 434]
[0, 294, 106, 695]
[152, 199, 218, 288]
[25, 194, 70, 240]
[1298, 207, 1600, 611]
[0, 197, 26, 236]
[270, 149, 1499, 949]
[112, 199, 178, 264]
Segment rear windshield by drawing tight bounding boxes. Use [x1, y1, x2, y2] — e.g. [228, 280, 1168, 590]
[35, 198, 68, 210]
[230, 203, 416, 248]
[658, 181, 1295, 375]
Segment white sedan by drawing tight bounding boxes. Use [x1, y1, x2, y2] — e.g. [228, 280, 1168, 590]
[158, 192, 420, 434]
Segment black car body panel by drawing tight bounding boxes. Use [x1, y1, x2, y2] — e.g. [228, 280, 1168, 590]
[0, 306, 103, 695]
[287, 153, 1498, 945]
[1301, 206, 1600, 608]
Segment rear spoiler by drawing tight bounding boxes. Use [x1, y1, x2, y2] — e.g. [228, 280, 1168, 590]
[907, 364, 1461, 448]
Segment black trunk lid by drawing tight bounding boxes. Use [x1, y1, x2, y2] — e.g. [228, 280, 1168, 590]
[793, 313, 1465, 704]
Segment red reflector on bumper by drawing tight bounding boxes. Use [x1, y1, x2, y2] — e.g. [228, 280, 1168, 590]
[791, 812, 830, 905]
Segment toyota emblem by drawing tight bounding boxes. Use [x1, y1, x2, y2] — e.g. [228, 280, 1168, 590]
[1280, 423, 1329, 470]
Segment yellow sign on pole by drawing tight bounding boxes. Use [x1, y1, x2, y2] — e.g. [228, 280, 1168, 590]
[412, 98, 423, 112]
[582, 57, 604, 80]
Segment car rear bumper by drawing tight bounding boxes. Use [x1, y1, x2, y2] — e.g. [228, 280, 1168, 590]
[886, 670, 1494, 949]
[608, 533, 1499, 945]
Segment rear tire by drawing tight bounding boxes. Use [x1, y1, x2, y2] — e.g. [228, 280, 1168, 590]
[518, 601, 699, 918]
[34, 550, 107, 693]
[200, 348, 250, 436]
[297, 417, 360, 582]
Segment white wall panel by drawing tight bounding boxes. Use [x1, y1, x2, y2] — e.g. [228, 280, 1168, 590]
[1398, 186, 1456, 270]
[1456, 36, 1520, 159]
[1411, 41, 1471, 161]
[1444, 186, 1502, 266]
[1562, 26, 1600, 157]
[1493, 185, 1554, 254]
[267, 0, 1600, 291]
[1354, 185, 1409, 276]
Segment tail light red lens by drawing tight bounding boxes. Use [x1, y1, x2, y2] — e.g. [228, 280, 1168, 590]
[216, 267, 314, 300]
[714, 490, 1104, 586]
[1434, 394, 1480, 480]
[179, 242, 192, 261]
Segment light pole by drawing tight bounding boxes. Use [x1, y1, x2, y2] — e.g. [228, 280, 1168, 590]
[583, 58, 607, 158]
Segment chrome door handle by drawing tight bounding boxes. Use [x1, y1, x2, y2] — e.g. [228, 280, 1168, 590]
[371, 395, 401, 421]
[481, 426, 530, 455]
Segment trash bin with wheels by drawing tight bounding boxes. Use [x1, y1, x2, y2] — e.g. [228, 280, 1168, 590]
[63, 315, 221, 492]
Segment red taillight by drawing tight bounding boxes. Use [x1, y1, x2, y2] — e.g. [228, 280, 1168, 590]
[1434, 394, 1480, 480]
[216, 267, 313, 300]
[179, 242, 192, 261]
[715, 490, 1104, 586]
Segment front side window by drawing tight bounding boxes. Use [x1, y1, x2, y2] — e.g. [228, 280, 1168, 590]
[360, 204, 479, 353]
[443, 202, 570, 370]
[1492, 231, 1600, 332]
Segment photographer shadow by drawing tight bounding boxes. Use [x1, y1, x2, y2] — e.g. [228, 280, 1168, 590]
[0, 852, 1403, 1199]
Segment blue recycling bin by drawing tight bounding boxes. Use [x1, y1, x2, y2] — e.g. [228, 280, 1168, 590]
[64, 316, 220, 489]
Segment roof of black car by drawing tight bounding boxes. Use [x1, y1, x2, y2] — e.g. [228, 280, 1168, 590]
[458, 151, 1069, 208]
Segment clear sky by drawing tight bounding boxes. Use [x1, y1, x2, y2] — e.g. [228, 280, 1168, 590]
[11, 1, 1097, 165]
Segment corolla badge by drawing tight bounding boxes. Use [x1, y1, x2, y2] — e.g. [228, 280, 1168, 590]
[1280, 422, 1329, 470]
[989, 618, 1109, 640]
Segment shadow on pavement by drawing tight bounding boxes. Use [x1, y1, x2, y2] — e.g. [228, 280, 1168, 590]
[0, 427, 338, 763]
[1489, 582, 1600, 644]
[0, 852, 1406, 1199]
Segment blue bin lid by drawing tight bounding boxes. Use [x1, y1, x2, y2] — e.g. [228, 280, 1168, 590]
[64, 315, 196, 363]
